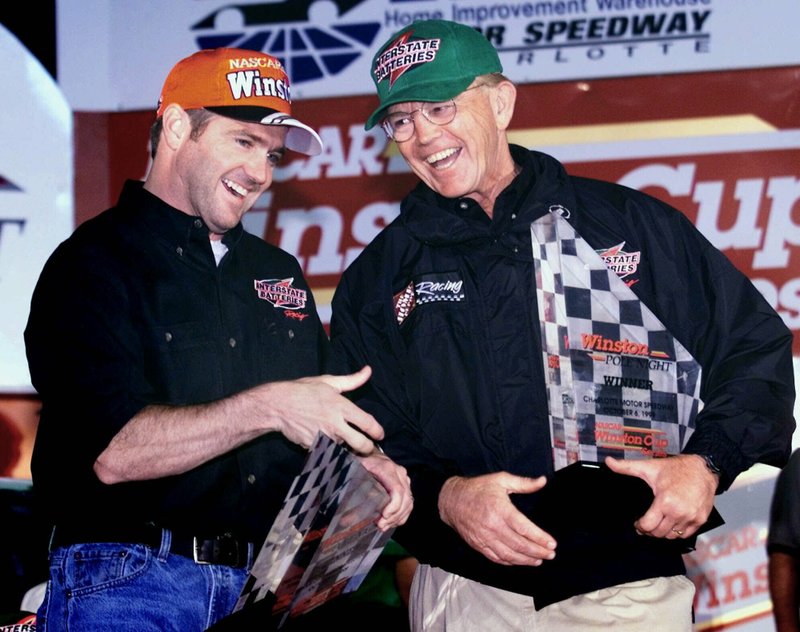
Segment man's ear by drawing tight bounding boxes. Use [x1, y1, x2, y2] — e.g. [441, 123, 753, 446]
[493, 81, 517, 131]
[160, 104, 189, 151]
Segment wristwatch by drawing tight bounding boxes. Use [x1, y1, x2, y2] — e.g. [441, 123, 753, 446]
[700, 454, 721, 476]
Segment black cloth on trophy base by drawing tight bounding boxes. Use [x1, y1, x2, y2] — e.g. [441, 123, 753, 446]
[510, 460, 724, 551]
[388, 460, 724, 610]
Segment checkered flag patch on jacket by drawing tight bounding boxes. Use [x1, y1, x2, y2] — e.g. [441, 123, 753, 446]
[531, 208, 702, 471]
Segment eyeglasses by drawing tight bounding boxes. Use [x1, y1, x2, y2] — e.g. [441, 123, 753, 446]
[381, 84, 486, 142]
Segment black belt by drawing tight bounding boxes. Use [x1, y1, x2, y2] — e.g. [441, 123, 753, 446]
[50, 523, 252, 568]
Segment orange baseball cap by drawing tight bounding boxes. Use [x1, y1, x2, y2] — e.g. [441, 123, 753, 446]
[157, 48, 322, 156]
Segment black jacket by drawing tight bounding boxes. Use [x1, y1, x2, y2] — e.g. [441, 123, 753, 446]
[330, 146, 796, 607]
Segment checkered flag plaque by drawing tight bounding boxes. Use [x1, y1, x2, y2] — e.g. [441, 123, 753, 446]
[531, 208, 702, 471]
[233, 433, 391, 626]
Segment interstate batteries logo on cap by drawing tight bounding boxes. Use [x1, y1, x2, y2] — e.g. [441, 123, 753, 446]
[373, 32, 440, 88]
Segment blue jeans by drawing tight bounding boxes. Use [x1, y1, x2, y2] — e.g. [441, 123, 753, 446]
[37, 529, 252, 631]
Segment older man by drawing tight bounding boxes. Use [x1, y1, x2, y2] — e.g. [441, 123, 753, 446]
[330, 18, 795, 631]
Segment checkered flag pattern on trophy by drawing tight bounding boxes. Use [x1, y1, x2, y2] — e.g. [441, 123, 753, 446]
[531, 207, 702, 472]
[233, 433, 392, 627]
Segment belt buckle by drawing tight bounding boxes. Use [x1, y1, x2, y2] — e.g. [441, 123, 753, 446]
[192, 536, 211, 565]
[193, 534, 243, 567]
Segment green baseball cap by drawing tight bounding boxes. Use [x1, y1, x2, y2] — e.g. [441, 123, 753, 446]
[365, 19, 503, 130]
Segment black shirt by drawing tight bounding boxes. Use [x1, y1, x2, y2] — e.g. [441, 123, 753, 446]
[26, 180, 329, 543]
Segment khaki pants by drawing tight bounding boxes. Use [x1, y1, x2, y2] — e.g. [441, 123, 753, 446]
[409, 564, 694, 631]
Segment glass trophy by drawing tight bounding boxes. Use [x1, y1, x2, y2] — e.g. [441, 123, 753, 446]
[531, 208, 702, 472]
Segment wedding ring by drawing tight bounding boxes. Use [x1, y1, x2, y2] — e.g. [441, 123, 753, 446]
[672, 528, 684, 536]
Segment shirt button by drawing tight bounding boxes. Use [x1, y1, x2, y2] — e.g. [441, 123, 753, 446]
[164, 332, 172, 342]
[511, 213, 517, 220]
[229, 338, 237, 348]
[513, 246, 519, 253]
[287, 330, 295, 340]
[459, 201, 468, 210]
[176, 246, 183, 256]
[194, 219, 203, 228]
[247, 474, 256, 484]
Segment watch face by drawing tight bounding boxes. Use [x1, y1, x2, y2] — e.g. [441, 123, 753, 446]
[703, 454, 721, 474]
